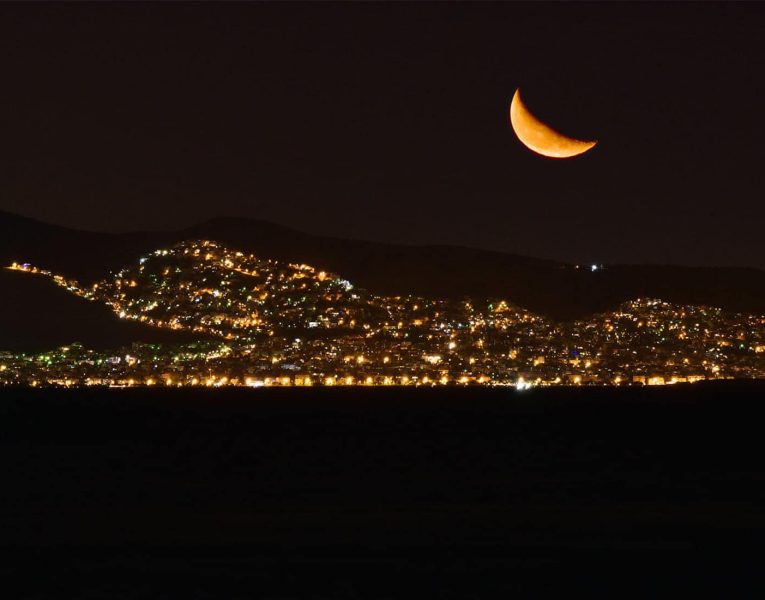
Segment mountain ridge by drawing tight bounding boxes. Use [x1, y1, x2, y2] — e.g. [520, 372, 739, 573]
[1, 210, 764, 322]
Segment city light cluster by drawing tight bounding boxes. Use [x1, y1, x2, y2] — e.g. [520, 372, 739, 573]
[3, 240, 764, 387]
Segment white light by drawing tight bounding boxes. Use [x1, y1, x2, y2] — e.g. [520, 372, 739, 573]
[591, 264, 598, 272]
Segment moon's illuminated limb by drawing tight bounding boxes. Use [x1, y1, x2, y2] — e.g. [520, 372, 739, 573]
[509, 88, 597, 159]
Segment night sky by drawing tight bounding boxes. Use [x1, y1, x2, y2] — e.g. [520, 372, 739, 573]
[1, 3, 764, 269]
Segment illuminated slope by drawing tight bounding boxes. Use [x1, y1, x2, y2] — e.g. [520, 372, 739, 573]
[0, 270, 206, 353]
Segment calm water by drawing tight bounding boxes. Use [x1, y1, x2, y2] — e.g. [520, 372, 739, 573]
[3, 382, 765, 596]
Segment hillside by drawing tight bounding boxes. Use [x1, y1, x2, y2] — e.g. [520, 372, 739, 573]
[1, 210, 765, 321]
[0, 270, 204, 352]
[4, 240, 763, 384]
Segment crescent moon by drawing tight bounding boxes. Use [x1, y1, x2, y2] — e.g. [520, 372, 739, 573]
[509, 88, 597, 159]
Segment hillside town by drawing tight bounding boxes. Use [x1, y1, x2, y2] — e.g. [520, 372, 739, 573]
[3, 241, 764, 387]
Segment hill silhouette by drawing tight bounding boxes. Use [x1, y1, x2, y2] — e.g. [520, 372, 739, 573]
[1, 210, 764, 325]
[0, 270, 205, 352]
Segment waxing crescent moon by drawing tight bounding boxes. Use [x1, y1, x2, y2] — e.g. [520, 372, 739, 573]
[509, 88, 597, 159]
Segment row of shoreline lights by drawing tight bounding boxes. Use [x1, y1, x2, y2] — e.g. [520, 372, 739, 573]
[29, 375, 543, 388]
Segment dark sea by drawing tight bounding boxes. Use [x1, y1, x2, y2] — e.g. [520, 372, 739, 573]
[2, 382, 765, 597]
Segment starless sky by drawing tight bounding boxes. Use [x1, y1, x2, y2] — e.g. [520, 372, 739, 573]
[1, 3, 764, 269]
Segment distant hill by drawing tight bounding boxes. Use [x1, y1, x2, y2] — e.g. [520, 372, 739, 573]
[1, 210, 765, 323]
[0, 270, 204, 352]
[0, 211, 168, 283]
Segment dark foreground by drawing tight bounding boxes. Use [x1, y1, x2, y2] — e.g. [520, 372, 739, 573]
[2, 382, 765, 597]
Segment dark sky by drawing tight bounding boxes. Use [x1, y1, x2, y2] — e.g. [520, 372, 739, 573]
[1, 3, 764, 268]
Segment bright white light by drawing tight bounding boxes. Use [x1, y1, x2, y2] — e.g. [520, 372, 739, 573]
[591, 264, 598, 272]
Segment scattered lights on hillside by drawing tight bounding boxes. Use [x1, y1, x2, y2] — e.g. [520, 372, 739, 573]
[3, 240, 764, 387]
